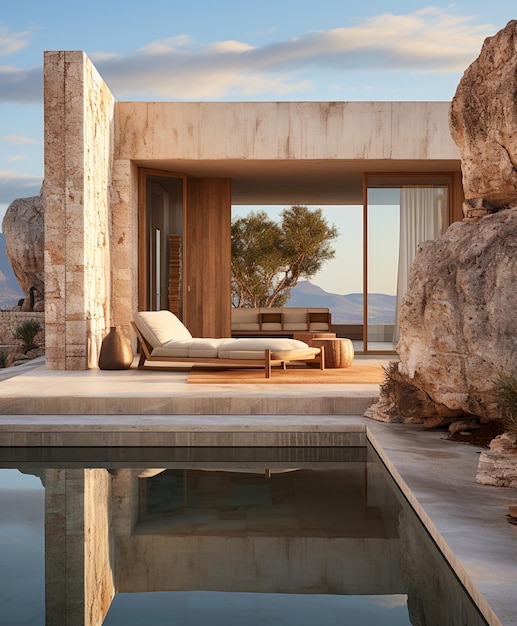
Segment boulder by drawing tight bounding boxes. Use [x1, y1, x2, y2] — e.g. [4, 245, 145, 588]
[2, 191, 44, 311]
[477, 433, 517, 488]
[450, 20, 517, 217]
[369, 208, 517, 423]
[398, 208, 517, 421]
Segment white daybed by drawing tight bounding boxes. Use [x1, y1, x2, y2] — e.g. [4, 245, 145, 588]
[132, 310, 324, 378]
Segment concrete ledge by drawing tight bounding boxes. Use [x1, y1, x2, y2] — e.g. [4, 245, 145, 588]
[0, 414, 367, 447]
[0, 393, 378, 416]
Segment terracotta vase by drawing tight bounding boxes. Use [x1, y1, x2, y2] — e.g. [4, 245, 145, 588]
[98, 326, 133, 370]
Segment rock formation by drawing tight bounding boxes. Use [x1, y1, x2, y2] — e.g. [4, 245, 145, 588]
[477, 432, 517, 487]
[2, 190, 44, 311]
[367, 21, 517, 428]
[450, 20, 517, 217]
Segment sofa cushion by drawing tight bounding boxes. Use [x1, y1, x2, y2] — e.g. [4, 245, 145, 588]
[232, 323, 261, 331]
[231, 309, 260, 323]
[309, 322, 330, 331]
[283, 323, 308, 331]
[261, 322, 283, 331]
[282, 310, 307, 324]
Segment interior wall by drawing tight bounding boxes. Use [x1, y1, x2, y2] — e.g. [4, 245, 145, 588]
[185, 178, 232, 337]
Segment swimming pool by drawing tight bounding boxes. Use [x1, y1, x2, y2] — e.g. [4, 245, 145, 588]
[0, 445, 488, 625]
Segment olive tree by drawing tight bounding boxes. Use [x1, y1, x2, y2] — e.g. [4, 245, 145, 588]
[231, 205, 339, 307]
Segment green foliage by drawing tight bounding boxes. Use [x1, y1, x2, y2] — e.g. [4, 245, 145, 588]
[231, 205, 339, 307]
[493, 375, 517, 432]
[0, 349, 8, 368]
[13, 319, 42, 351]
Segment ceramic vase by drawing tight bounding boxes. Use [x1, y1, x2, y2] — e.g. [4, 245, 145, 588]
[98, 326, 133, 370]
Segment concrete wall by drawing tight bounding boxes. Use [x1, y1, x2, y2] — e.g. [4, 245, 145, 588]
[116, 101, 458, 161]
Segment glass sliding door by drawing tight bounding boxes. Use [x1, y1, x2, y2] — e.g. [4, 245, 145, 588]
[139, 171, 185, 316]
[365, 175, 451, 352]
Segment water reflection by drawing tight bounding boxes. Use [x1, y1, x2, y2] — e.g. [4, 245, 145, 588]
[0, 446, 487, 626]
[0, 470, 45, 626]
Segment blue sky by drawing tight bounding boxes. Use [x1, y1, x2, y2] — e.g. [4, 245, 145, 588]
[0, 1, 515, 292]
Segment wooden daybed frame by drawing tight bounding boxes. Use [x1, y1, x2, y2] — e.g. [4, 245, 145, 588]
[131, 321, 324, 379]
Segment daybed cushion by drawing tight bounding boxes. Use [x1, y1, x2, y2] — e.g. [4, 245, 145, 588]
[218, 337, 318, 360]
[152, 337, 235, 358]
[134, 310, 192, 347]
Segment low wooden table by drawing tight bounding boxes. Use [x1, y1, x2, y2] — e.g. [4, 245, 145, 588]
[308, 337, 354, 368]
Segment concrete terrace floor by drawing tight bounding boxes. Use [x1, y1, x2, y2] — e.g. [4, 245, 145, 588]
[0, 356, 516, 625]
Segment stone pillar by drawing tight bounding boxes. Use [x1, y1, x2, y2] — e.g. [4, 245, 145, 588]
[45, 468, 115, 626]
[43, 51, 116, 369]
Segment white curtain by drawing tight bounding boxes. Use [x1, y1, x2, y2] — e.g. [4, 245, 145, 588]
[394, 187, 447, 342]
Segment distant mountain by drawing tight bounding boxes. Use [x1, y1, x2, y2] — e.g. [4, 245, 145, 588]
[0, 234, 23, 308]
[287, 280, 396, 324]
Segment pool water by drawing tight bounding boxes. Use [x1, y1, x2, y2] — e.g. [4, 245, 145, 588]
[0, 445, 488, 625]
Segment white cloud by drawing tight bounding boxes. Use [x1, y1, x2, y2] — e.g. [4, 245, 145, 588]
[0, 65, 42, 102]
[138, 34, 194, 54]
[3, 135, 36, 145]
[0, 8, 496, 102]
[0, 170, 42, 203]
[0, 26, 30, 56]
[95, 8, 494, 98]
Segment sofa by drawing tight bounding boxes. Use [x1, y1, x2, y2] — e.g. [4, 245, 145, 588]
[231, 307, 332, 337]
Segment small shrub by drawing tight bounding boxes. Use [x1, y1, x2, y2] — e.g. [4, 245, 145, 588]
[13, 319, 42, 352]
[493, 375, 517, 432]
[0, 349, 8, 368]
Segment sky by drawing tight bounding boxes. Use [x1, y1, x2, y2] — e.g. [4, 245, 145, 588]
[0, 1, 515, 293]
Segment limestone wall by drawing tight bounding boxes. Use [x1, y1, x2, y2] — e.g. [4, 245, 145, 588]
[44, 51, 116, 370]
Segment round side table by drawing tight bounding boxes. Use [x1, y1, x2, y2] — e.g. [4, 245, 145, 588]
[308, 337, 354, 368]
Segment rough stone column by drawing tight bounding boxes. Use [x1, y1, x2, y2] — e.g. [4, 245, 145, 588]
[45, 468, 115, 626]
[43, 51, 116, 369]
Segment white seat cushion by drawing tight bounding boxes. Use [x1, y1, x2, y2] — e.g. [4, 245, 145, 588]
[152, 337, 235, 358]
[218, 337, 310, 359]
